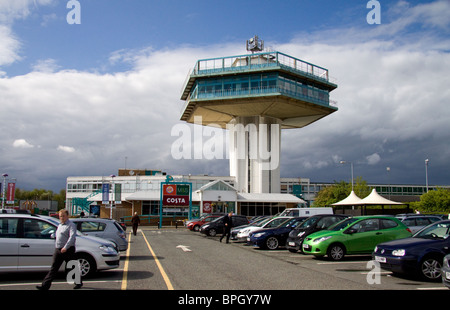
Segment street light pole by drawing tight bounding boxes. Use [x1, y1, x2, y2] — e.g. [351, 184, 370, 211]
[340, 161, 354, 191]
[110, 174, 116, 219]
[425, 159, 429, 193]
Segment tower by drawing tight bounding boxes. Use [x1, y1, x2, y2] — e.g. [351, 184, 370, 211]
[180, 36, 337, 193]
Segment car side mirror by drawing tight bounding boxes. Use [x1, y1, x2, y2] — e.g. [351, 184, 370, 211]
[345, 228, 357, 234]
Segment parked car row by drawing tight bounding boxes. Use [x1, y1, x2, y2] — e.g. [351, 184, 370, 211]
[0, 213, 122, 277]
[188, 212, 450, 286]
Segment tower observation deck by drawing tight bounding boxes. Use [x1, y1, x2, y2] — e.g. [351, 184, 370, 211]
[180, 41, 337, 194]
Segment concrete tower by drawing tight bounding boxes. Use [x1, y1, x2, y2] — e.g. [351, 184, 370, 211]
[180, 36, 337, 194]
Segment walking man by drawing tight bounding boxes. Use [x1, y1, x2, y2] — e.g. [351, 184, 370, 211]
[220, 211, 233, 244]
[37, 209, 82, 290]
[131, 212, 140, 236]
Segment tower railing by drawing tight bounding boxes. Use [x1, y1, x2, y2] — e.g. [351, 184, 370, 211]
[192, 51, 330, 82]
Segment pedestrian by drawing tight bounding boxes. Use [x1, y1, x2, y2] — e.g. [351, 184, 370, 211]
[131, 212, 140, 236]
[220, 211, 233, 243]
[37, 209, 82, 290]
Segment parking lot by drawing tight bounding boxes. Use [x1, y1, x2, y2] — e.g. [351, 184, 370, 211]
[0, 227, 447, 291]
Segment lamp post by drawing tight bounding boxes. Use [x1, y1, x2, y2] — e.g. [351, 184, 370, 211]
[425, 159, 429, 193]
[340, 161, 354, 191]
[1, 173, 8, 209]
[110, 174, 116, 219]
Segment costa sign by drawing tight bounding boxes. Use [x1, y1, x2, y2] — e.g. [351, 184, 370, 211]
[162, 184, 190, 206]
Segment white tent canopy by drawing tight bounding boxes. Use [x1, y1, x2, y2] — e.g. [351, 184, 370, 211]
[357, 188, 403, 205]
[331, 191, 362, 206]
[332, 189, 403, 206]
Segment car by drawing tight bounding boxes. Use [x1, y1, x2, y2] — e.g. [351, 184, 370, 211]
[0, 213, 120, 277]
[230, 216, 270, 240]
[286, 214, 350, 253]
[186, 215, 223, 232]
[395, 214, 442, 234]
[235, 216, 293, 242]
[71, 217, 128, 251]
[184, 213, 225, 226]
[442, 254, 450, 288]
[302, 216, 412, 261]
[373, 220, 450, 281]
[248, 217, 307, 250]
[200, 215, 249, 237]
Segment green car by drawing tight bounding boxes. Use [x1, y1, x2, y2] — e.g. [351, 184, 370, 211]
[302, 216, 412, 261]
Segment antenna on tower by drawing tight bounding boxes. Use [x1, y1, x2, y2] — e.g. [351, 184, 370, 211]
[246, 35, 264, 53]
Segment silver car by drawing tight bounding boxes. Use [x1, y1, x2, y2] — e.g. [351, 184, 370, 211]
[397, 215, 442, 234]
[0, 214, 120, 277]
[71, 218, 128, 251]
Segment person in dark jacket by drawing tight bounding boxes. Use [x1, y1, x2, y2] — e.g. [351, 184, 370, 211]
[131, 212, 140, 236]
[220, 212, 233, 243]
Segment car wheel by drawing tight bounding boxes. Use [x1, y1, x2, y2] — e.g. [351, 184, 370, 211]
[265, 237, 279, 250]
[420, 255, 442, 281]
[193, 225, 200, 232]
[75, 253, 97, 277]
[208, 228, 217, 237]
[327, 244, 345, 261]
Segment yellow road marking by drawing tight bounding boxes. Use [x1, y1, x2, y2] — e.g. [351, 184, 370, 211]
[120, 232, 132, 290]
[141, 230, 174, 290]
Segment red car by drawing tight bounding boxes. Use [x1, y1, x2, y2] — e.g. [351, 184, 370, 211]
[186, 215, 222, 232]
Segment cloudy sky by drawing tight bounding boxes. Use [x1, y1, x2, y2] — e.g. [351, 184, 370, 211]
[0, 0, 449, 191]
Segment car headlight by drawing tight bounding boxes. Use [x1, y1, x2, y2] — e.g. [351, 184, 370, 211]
[392, 249, 406, 257]
[297, 231, 305, 237]
[253, 233, 265, 238]
[202, 224, 209, 229]
[313, 236, 332, 243]
[99, 245, 116, 253]
[444, 256, 450, 268]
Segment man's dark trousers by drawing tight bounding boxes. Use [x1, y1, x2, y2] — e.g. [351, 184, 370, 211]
[41, 246, 79, 289]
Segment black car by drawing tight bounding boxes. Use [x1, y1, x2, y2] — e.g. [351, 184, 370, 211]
[248, 217, 307, 250]
[200, 215, 249, 237]
[373, 220, 450, 281]
[286, 214, 349, 253]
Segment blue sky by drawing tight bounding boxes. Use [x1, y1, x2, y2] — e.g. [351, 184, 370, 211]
[1, 0, 449, 191]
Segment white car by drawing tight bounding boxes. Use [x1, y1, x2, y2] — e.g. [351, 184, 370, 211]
[235, 216, 293, 242]
[0, 213, 120, 277]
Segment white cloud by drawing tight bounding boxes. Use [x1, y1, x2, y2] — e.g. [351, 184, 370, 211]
[31, 58, 60, 73]
[366, 153, 381, 165]
[13, 139, 34, 148]
[57, 145, 75, 153]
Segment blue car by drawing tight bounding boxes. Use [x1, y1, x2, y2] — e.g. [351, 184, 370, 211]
[373, 220, 450, 281]
[248, 217, 307, 250]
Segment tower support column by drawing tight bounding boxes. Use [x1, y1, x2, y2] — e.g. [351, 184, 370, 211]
[228, 116, 281, 194]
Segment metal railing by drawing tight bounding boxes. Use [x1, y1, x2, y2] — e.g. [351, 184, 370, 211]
[191, 51, 330, 82]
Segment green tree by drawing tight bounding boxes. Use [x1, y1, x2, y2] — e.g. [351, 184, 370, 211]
[313, 177, 371, 207]
[411, 188, 450, 213]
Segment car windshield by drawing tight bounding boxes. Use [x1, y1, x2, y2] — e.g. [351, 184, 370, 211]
[284, 218, 304, 228]
[413, 222, 450, 240]
[264, 217, 291, 228]
[211, 216, 224, 223]
[327, 217, 358, 231]
[296, 216, 320, 229]
[254, 217, 272, 227]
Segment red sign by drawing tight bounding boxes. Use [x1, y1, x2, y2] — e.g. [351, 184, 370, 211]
[7, 183, 15, 204]
[203, 201, 212, 213]
[162, 195, 189, 206]
[162, 184, 190, 206]
[163, 184, 176, 195]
